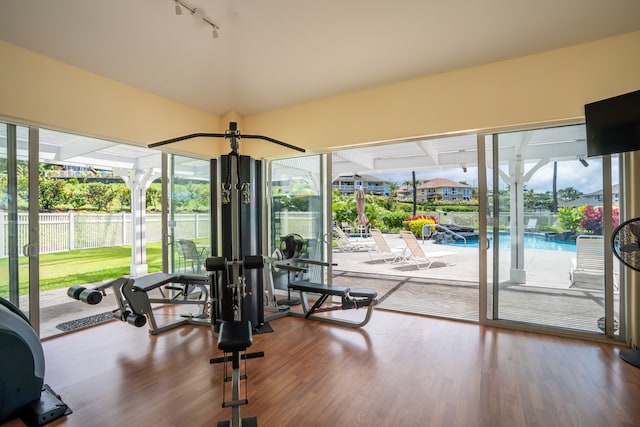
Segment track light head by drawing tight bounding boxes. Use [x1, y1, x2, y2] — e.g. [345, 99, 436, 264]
[172, 0, 220, 40]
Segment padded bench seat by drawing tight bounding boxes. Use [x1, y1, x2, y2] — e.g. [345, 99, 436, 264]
[288, 281, 350, 296]
[131, 272, 177, 292]
[349, 288, 378, 299]
[131, 272, 209, 292]
[218, 321, 253, 352]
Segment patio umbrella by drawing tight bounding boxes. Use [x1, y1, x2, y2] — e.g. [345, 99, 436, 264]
[355, 187, 368, 235]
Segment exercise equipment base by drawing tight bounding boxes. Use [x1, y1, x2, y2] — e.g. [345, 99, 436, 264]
[20, 384, 71, 427]
[217, 417, 257, 427]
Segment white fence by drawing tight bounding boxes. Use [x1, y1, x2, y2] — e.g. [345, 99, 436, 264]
[0, 212, 210, 257]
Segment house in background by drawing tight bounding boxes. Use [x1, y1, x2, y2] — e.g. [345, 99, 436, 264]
[332, 174, 391, 196]
[583, 184, 620, 204]
[396, 178, 475, 202]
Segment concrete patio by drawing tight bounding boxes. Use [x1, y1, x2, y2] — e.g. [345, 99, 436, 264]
[328, 233, 619, 335]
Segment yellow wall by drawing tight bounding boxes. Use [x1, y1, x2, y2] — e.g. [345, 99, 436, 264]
[245, 31, 640, 159]
[0, 40, 227, 158]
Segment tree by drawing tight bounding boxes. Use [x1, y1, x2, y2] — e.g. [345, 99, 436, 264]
[86, 182, 114, 211]
[39, 177, 66, 211]
[146, 184, 161, 211]
[558, 187, 583, 202]
[552, 161, 558, 213]
[65, 178, 87, 210]
[523, 190, 552, 211]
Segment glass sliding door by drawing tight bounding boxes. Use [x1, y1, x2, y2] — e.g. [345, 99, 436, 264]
[485, 124, 620, 336]
[0, 123, 34, 321]
[166, 154, 211, 274]
[268, 154, 328, 291]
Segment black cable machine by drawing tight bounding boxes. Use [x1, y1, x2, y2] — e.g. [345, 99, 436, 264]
[149, 122, 305, 330]
[150, 122, 304, 427]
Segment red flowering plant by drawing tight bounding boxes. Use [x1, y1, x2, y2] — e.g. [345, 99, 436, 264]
[580, 206, 619, 235]
[403, 214, 438, 236]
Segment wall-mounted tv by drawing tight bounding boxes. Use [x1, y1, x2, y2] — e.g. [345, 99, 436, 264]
[585, 89, 640, 157]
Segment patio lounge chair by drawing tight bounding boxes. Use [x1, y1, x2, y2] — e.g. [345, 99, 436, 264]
[399, 231, 457, 269]
[368, 229, 405, 263]
[525, 218, 538, 231]
[570, 235, 605, 287]
[332, 225, 376, 252]
[333, 225, 376, 252]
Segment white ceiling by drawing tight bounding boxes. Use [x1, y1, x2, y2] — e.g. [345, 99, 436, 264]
[1, 0, 639, 116]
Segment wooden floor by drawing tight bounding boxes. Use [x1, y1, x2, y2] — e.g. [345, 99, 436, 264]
[5, 309, 640, 427]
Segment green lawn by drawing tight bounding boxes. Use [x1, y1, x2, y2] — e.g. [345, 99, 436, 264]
[0, 243, 164, 294]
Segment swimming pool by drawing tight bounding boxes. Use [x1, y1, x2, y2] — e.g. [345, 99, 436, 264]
[437, 232, 577, 252]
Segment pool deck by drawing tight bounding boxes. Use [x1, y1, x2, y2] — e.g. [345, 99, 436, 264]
[330, 233, 578, 288]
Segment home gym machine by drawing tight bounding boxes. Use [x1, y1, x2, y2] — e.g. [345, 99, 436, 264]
[150, 122, 305, 331]
[0, 297, 71, 426]
[66, 273, 211, 335]
[150, 122, 305, 426]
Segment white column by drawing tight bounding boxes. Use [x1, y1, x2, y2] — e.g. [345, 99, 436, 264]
[118, 168, 160, 277]
[504, 154, 526, 284]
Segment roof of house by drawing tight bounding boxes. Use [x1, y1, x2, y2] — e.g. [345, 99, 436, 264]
[396, 178, 473, 193]
[333, 174, 389, 183]
[417, 178, 473, 189]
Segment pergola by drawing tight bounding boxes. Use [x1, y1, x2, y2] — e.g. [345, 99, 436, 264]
[332, 125, 589, 283]
[5, 126, 210, 276]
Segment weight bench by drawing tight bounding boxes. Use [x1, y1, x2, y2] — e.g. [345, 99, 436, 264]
[68, 272, 211, 335]
[210, 321, 264, 427]
[274, 259, 378, 328]
[288, 281, 377, 328]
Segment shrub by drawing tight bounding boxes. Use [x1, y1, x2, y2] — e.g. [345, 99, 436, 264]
[403, 214, 438, 236]
[557, 206, 584, 232]
[39, 177, 66, 211]
[86, 182, 115, 211]
[382, 211, 409, 229]
[580, 206, 620, 235]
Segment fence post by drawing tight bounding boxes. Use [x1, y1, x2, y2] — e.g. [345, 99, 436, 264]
[121, 212, 126, 245]
[0, 212, 5, 258]
[69, 211, 75, 251]
[195, 213, 199, 239]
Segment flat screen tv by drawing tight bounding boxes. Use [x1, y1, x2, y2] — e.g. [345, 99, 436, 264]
[585, 89, 640, 157]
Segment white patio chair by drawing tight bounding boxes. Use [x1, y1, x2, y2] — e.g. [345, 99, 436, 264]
[525, 218, 537, 231]
[570, 235, 606, 287]
[332, 226, 376, 252]
[368, 229, 405, 263]
[399, 231, 457, 269]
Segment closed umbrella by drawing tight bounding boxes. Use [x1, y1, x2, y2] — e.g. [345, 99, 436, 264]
[355, 187, 368, 236]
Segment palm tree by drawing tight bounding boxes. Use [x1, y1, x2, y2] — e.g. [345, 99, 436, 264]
[552, 161, 558, 213]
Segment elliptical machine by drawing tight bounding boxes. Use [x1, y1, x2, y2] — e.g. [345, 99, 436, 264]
[0, 297, 70, 426]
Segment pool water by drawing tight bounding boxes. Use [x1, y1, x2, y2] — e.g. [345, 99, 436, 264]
[438, 232, 577, 252]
